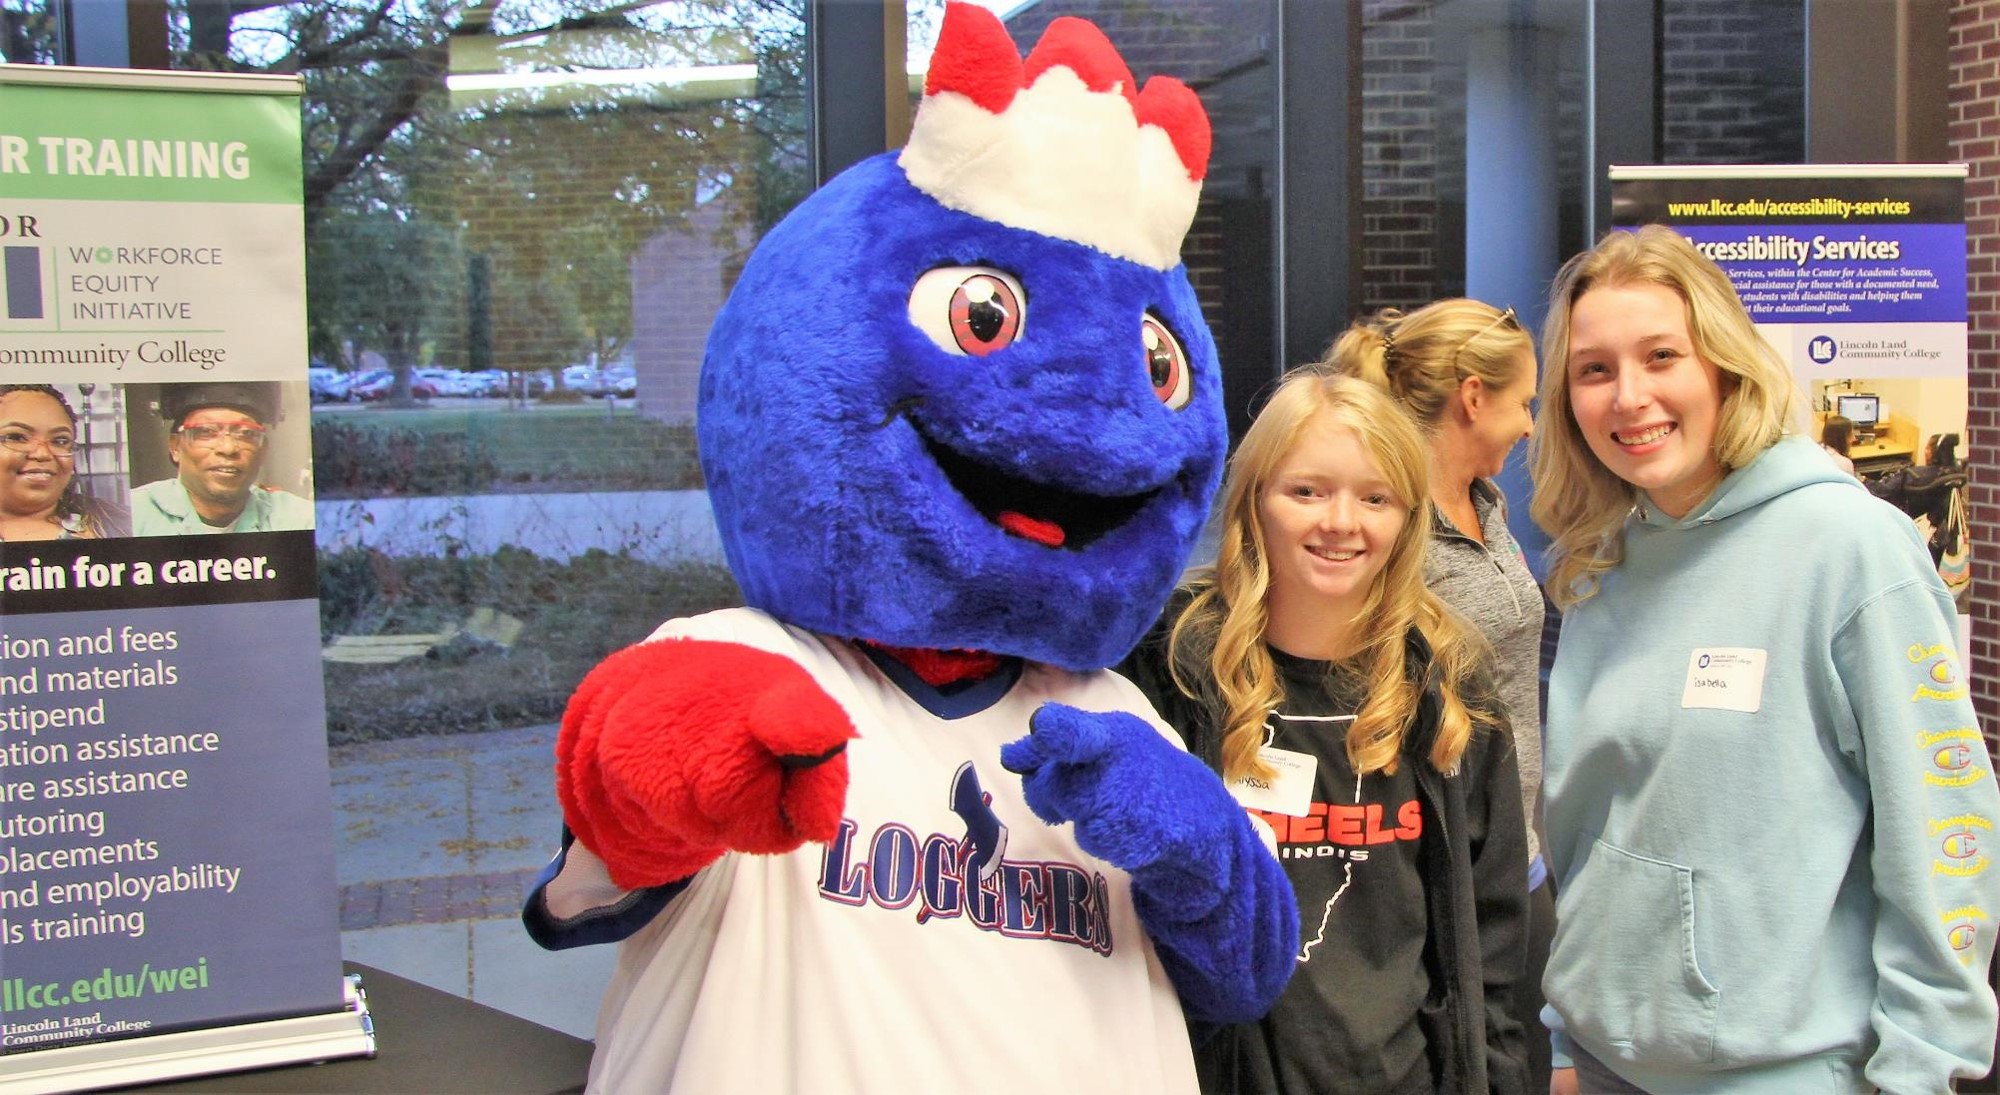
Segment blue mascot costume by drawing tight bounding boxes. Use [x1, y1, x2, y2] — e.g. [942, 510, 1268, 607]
[525, 6, 1298, 1090]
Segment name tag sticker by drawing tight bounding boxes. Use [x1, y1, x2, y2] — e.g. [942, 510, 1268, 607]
[1681, 647, 1768, 713]
[1227, 746, 1317, 817]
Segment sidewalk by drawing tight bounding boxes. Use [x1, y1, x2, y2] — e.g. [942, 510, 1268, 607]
[328, 724, 616, 1040]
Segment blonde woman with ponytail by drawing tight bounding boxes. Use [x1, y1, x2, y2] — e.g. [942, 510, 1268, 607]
[1325, 298, 1555, 1094]
[1120, 371, 1530, 1095]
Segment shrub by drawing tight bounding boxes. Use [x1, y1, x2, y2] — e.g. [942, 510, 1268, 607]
[311, 409, 703, 495]
[317, 547, 741, 743]
[313, 418, 499, 498]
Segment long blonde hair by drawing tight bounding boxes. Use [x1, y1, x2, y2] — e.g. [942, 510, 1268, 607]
[1167, 372, 1492, 781]
[1530, 226, 1797, 607]
[1321, 298, 1534, 430]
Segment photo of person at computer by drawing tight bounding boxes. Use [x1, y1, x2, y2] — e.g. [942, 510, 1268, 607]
[1814, 377, 1971, 606]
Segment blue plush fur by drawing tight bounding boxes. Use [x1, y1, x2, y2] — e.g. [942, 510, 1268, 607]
[1003, 703, 1300, 1023]
[698, 152, 1227, 671]
[684, 143, 1296, 1027]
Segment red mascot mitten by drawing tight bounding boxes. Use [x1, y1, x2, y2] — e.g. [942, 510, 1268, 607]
[556, 639, 854, 889]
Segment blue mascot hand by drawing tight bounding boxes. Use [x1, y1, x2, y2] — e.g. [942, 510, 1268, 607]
[1002, 703, 1230, 888]
[1002, 702, 1298, 1023]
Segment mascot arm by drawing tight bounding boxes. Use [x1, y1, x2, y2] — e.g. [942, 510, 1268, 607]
[1002, 703, 1299, 1024]
[554, 637, 855, 893]
[522, 828, 687, 950]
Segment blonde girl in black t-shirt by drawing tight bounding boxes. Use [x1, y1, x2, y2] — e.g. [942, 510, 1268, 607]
[1121, 372, 1530, 1095]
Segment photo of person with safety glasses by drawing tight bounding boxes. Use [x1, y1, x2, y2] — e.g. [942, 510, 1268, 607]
[0, 383, 129, 540]
[130, 382, 314, 537]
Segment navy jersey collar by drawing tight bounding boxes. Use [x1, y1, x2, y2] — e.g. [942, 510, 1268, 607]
[860, 645, 1025, 719]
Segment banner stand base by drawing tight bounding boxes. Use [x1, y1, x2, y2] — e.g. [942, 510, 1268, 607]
[0, 974, 375, 1095]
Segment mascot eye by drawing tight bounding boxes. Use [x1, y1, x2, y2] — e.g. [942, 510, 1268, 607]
[1143, 315, 1191, 410]
[908, 266, 1026, 357]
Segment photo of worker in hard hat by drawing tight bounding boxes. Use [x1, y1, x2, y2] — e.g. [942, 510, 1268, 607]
[128, 381, 315, 537]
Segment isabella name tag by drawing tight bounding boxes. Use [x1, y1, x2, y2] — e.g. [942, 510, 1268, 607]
[1681, 647, 1767, 713]
[1227, 746, 1317, 817]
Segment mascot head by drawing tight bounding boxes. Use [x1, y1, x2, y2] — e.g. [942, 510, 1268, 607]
[696, 2, 1227, 671]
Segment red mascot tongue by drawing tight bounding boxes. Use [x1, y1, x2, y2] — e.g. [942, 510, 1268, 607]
[997, 511, 1066, 546]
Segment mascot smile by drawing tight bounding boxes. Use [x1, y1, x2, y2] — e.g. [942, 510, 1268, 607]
[525, 6, 1297, 1091]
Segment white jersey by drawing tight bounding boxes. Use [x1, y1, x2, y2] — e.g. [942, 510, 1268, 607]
[543, 608, 1199, 1094]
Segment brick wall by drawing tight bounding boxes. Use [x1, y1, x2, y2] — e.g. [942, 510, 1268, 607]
[1000, 0, 1258, 79]
[1000, 0, 1270, 376]
[1951, 0, 2000, 744]
[1018, 1, 1437, 324]
[1360, 1, 1439, 312]
[1660, 0, 1806, 164]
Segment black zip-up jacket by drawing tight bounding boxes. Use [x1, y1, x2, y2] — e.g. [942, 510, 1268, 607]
[1119, 601, 1530, 1095]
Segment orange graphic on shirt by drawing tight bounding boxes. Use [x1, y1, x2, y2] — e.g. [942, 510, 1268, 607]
[1933, 814, 1994, 877]
[1910, 643, 1969, 703]
[1255, 800, 1421, 845]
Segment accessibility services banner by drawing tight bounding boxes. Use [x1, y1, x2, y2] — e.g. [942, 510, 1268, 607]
[0, 66, 352, 1082]
[1611, 164, 1966, 387]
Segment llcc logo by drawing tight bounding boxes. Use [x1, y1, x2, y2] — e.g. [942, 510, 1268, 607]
[1808, 336, 1838, 365]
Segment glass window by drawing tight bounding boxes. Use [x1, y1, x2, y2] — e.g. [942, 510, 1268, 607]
[1353, 1, 1588, 585]
[153, 0, 809, 1034]
[1358, 1, 1588, 312]
[1353, 0, 1809, 315]
[0, 0, 57, 63]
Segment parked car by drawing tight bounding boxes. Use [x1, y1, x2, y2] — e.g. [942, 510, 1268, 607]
[347, 369, 390, 401]
[561, 364, 603, 395]
[464, 370, 509, 397]
[600, 365, 637, 398]
[308, 366, 353, 403]
[351, 369, 436, 401]
[416, 367, 479, 397]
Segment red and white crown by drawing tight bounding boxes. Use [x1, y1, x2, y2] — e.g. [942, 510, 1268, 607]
[897, 3, 1212, 272]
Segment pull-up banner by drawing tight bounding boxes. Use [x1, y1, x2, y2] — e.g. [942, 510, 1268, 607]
[0, 66, 362, 1092]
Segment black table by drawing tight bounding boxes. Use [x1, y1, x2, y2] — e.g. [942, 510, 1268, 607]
[122, 963, 591, 1094]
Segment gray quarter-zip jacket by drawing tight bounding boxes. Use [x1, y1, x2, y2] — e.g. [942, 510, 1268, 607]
[1426, 477, 1545, 872]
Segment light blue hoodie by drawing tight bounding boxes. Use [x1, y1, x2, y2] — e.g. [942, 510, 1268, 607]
[1542, 436, 2000, 1095]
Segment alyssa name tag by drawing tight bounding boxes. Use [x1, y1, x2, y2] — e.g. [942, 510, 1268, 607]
[1681, 647, 1767, 713]
[1227, 746, 1318, 817]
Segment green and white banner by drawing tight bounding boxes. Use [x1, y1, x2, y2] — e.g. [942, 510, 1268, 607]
[0, 66, 362, 1090]
[0, 71, 306, 383]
